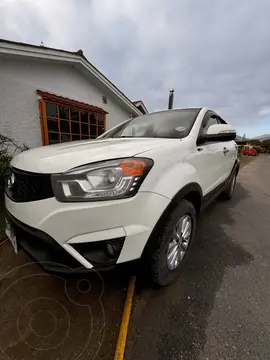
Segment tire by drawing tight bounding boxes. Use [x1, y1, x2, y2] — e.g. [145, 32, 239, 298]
[221, 171, 237, 200]
[149, 199, 196, 286]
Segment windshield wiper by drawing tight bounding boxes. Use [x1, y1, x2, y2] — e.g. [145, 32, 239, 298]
[113, 135, 177, 139]
[113, 136, 136, 138]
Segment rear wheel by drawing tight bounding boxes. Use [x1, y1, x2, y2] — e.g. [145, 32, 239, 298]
[149, 199, 196, 286]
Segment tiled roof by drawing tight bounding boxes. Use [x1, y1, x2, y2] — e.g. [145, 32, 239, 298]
[37, 90, 108, 114]
[132, 100, 148, 114]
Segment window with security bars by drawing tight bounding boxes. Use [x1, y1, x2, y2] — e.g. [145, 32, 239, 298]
[38, 95, 106, 145]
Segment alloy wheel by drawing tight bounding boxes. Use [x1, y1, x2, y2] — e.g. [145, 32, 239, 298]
[167, 215, 192, 270]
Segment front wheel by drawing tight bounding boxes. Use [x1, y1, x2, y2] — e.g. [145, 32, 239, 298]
[221, 171, 237, 200]
[149, 200, 196, 286]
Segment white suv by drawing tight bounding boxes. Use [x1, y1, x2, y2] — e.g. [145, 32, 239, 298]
[5, 108, 239, 285]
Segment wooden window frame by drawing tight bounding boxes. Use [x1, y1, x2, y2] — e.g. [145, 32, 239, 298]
[37, 91, 107, 145]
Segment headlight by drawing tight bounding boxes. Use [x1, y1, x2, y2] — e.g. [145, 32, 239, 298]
[51, 158, 153, 202]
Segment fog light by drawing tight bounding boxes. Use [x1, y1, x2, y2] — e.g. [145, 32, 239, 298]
[106, 243, 115, 258]
[72, 237, 125, 267]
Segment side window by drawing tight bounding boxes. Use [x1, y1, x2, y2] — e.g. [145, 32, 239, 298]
[202, 115, 219, 134]
[218, 117, 227, 125]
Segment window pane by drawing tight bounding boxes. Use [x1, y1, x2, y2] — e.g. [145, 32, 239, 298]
[90, 134, 96, 139]
[71, 121, 80, 134]
[81, 112, 88, 123]
[90, 113, 97, 137]
[90, 123, 97, 137]
[59, 105, 69, 119]
[81, 135, 89, 140]
[70, 108, 79, 121]
[98, 126, 104, 136]
[81, 123, 89, 135]
[60, 119, 70, 133]
[98, 114, 104, 127]
[90, 113, 96, 124]
[60, 133, 71, 142]
[48, 132, 59, 144]
[46, 103, 58, 117]
[47, 118, 59, 132]
[72, 134, 80, 141]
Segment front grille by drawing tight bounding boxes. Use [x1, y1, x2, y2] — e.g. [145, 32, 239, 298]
[5, 167, 54, 202]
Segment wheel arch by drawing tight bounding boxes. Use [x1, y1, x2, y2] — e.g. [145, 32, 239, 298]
[171, 182, 203, 215]
[234, 159, 240, 176]
[228, 159, 240, 181]
[141, 182, 203, 259]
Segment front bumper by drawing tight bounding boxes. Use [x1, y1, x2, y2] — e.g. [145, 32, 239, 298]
[5, 192, 170, 272]
[6, 210, 87, 274]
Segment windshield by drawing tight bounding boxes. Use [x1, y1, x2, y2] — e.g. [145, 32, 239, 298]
[100, 108, 201, 139]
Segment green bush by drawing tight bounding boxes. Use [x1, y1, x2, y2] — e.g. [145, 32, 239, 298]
[0, 134, 29, 191]
[237, 145, 244, 157]
[0, 153, 12, 188]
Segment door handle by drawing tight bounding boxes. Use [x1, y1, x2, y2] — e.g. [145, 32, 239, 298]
[223, 147, 229, 155]
[197, 147, 204, 152]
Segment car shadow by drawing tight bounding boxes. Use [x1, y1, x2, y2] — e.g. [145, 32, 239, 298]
[126, 183, 254, 360]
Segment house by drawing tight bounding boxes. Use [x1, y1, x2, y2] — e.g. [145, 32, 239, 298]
[132, 100, 148, 115]
[0, 39, 147, 148]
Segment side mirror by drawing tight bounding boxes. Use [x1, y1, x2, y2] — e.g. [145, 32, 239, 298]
[198, 124, 236, 144]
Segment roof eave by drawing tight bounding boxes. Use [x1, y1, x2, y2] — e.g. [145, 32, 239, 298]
[0, 40, 142, 116]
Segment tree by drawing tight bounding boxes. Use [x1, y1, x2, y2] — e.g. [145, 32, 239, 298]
[249, 139, 261, 146]
[262, 139, 270, 146]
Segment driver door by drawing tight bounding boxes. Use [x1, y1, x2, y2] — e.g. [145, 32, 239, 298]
[195, 111, 225, 195]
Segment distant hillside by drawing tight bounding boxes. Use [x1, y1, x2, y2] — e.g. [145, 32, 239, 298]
[236, 134, 270, 142]
[253, 134, 270, 142]
[236, 135, 249, 140]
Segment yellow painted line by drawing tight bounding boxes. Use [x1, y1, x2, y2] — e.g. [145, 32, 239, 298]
[114, 276, 136, 360]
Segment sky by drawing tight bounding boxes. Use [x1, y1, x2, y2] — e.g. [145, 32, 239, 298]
[1, 0, 270, 138]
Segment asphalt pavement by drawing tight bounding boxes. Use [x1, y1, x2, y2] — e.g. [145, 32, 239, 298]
[0, 156, 269, 360]
[126, 155, 270, 360]
[0, 246, 130, 359]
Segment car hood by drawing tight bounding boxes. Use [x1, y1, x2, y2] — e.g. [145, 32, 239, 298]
[11, 138, 174, 173]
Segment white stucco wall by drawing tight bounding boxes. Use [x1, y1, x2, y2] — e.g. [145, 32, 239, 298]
[0, 57, 133, 148]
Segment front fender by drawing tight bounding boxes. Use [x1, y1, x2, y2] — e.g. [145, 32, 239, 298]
[139, 160, 200, 200]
